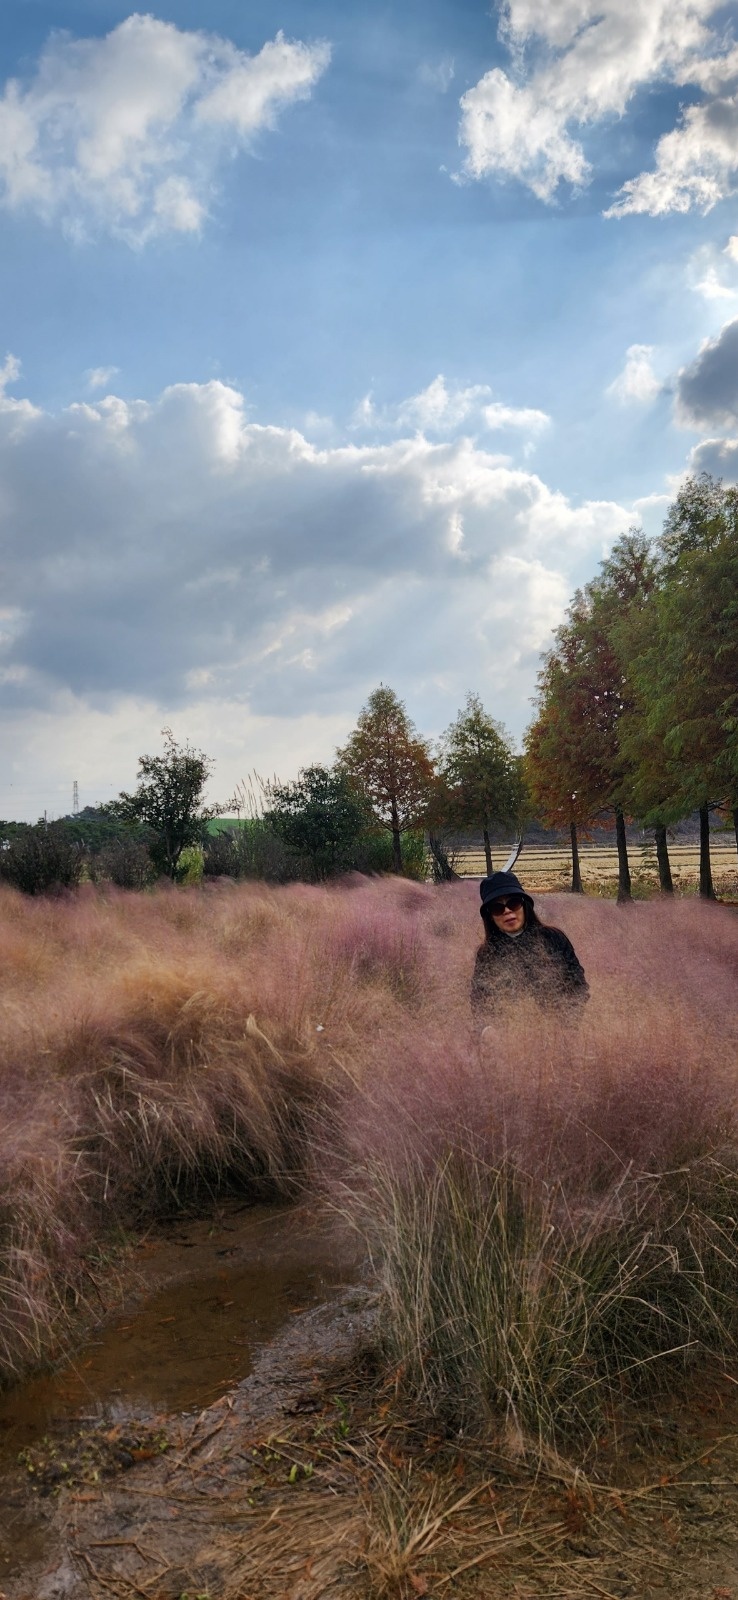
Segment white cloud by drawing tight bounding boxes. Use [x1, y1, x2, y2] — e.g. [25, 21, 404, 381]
[482, 402, 550, 432]
[85, 365, 120, 392]
[302, 410, 334, 438]
[0, 353, 21, 393]
[418, 58, 455, 93]
[395, 374, 491, 431]
[606, 344, 661, 404]
[352, 375, 550, 441]
[0, 353, 40, 427]
[0, 368, 631, 813]
[0, 15, 330, 244]
[694, 265, 738, 300]
[606, 95, 738, 218]
[458, 0, 738, 215]
[686, 241, 738, 299]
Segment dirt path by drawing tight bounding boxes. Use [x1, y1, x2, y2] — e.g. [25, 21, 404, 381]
[5, 1201, 738, 1600]
[8, 1292, 738, 1600]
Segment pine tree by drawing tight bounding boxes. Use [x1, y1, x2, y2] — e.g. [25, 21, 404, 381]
[439, 693, 525, 876]
[337, 686, 434, 874]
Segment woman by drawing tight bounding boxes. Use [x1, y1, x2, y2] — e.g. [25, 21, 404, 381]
[471, 870, 589, 1019]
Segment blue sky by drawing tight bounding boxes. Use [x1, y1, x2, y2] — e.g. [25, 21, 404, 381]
[2, 0, 738, 818]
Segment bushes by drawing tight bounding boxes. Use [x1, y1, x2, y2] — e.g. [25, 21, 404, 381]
[203, 819, 291, 881]
[352, 829, 428, 880]
[89, 836, 155, 889]
[0, 821, 84, 895]
[204, 818, 428, 883]
[264, 765, 369, 880]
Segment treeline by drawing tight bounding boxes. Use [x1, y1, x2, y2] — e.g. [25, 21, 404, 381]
[1, 474, 735, 898]
[0, 693, 524, 893]
[526, 473, 738, 901]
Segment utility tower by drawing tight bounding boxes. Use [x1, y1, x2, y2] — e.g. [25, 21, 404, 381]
[73, 780, 79, 816]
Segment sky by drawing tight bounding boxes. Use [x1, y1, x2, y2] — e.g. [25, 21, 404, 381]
[2, 0, 738, 819]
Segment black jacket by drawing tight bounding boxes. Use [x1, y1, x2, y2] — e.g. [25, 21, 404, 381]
[471, 923, 589, 1018]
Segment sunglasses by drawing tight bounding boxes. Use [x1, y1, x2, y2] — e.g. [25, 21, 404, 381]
[487, 894, 524, 916]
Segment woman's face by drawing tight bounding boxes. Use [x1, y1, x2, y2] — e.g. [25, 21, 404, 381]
[489, 894, 526, 935]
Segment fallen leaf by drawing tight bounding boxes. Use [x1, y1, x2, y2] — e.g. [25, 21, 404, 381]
[409, 1574, 429, 1596]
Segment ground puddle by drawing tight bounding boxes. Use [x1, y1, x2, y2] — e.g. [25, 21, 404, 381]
[0, 1201, 357, 1581]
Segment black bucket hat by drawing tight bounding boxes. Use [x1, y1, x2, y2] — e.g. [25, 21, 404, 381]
[479, 871, 533, 918]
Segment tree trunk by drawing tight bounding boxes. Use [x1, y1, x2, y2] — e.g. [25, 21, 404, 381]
[654, 824, 673, 894]
[391, 802, 403, 874]
[699, 804, 715, 899]
[428, 834, 460, 882]
[570, 820, 583, 894]
[615, 809, 632, 904]
[733, 805, 738, 870]
[482, 819, 493, 877]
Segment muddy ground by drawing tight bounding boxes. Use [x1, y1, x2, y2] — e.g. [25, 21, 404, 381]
[5, 1209, 738, 1600]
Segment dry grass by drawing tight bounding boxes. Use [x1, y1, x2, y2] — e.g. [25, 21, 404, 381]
[2, 874, 738, 1435]
[329, 891, 738, 1455]
[63, 1355, 738, 1600]
[0, 875, 436, 1385]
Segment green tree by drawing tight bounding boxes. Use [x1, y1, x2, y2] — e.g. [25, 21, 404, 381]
[114, 728, 222, 881]
[264, 765, 369, 880]
[337, 685, 434, 874]
[640, 474, 738, 894]
[584, 531, 661, 900]
[613, 581, 679, 895]
[439, 692, 525, 876]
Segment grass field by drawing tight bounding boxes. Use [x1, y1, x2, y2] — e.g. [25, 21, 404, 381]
[2, 875, 738, 1447]
[3, 876, 738, 1596]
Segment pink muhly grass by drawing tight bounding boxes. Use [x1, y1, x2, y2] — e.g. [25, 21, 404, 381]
[2, 876, 738, 1409]
[322, 902, 427, 1003]
[332, 896, 738, 1448]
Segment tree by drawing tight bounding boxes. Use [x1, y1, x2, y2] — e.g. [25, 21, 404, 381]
[524, 677, 591, 894]
[114, 728, 222, 881]
[264, 765, 369, 880]
[439, 693, 526, 876]
[337, 685, 434, 874]
[639, 475, 738, 895]
[525, 533, 658, 902]
[613, 585, 679, 895]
